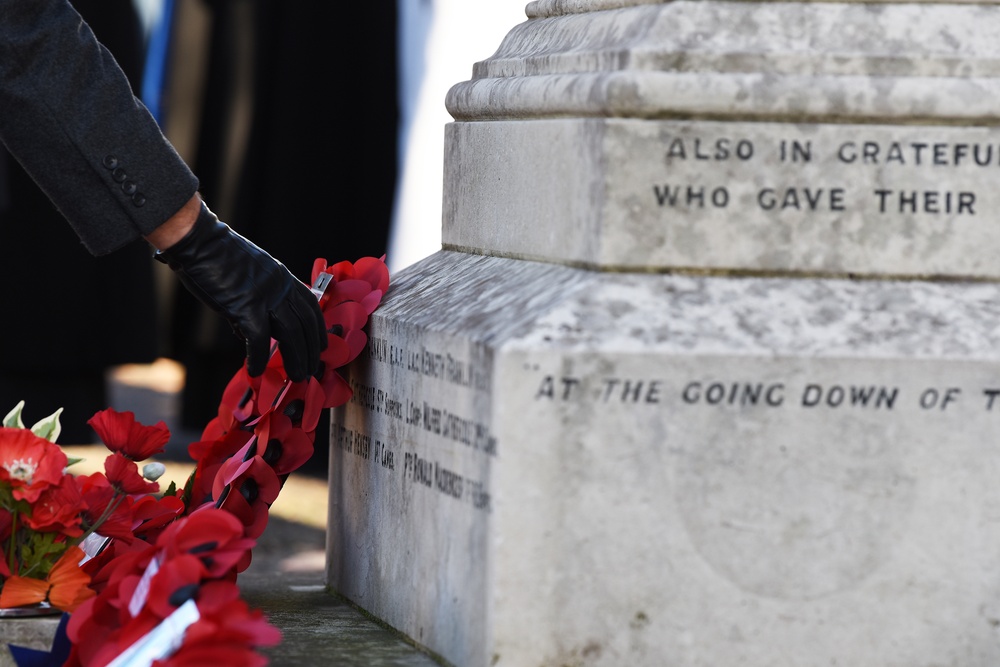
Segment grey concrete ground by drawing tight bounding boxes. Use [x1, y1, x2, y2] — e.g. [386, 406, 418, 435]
[242, 520, 442, 667]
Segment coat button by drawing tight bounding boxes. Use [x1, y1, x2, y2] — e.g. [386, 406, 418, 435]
[102, 155, 118, 169]
[132, 193, 146, 207]
[112, 167, 127, 183]
[122, 180, 137, 195]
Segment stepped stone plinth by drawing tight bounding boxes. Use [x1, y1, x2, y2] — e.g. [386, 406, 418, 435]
[327, 2, 1000, 665]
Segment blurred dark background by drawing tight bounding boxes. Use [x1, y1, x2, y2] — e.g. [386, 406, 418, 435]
[0, 0, 398, 477]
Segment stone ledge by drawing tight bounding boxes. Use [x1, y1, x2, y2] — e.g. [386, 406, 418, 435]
[0, 615, 60, 667]
[452, 2, 1000, 122]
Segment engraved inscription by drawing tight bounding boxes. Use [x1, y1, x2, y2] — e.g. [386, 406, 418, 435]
[401, 453, 492, 513]
[336, 339, 495, 515]
[651, 128, 999, 221]
[367, 337, 490, 391]
[531, 373, 1000, 415]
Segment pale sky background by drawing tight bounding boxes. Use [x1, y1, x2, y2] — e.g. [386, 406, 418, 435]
[389, 0, 530, 274]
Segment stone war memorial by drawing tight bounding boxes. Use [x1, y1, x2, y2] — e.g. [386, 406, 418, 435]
[327, 1, 1000, 665]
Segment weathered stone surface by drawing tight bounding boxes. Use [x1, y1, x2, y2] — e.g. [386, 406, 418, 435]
[448, 1, 1000, 122]
[329, 251, 1000, 667]
[445, 119, 1000, 276]
[442, 0, 1000, 278]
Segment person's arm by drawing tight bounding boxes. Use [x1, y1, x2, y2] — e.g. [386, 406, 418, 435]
[0, 0, 327, 380]
[145, 195, 200, 251]
[0, 0, 197, 255]
[151, 198, 328, 382]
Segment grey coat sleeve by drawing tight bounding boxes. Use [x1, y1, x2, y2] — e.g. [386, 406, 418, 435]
[0, 0, 199, 255]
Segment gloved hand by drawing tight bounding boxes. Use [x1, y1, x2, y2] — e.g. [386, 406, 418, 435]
[154, 204, 327, 382]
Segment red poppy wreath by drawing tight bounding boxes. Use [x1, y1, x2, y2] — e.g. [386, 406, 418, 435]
[0, 256, 389, 667]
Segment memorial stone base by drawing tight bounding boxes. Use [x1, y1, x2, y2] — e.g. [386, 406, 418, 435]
[327, 0, 1000, 664]
[328, 251, 1000, 667]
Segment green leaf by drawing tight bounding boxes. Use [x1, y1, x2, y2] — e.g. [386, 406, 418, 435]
[3, 401, 25, 429]
[20, 532, 66, 579]
[180, 468, 197, 509]
[162, 480, 178, 497]
[30, 407, 63, 442]
[65, 457, 85, 467]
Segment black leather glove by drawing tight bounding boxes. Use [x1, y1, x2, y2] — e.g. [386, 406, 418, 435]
[154, 204, 327, 382]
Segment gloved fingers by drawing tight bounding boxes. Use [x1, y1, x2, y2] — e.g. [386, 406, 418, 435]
[244, 324, 273, 378]
[289, 279, 328, 354]
[271, 297, 322, 383]
[155, 204, 331, 380]
[313, 298, 329, 352]
[292, 283, 328, 372]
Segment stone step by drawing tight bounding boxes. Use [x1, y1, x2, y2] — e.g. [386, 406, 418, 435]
[0, 580, 442, 667]
[243, 573, 443, 667]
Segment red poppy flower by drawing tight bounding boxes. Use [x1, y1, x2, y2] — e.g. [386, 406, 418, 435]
[202, 367, 258, 441]
[312, 256, 389, 315]
[75, 472, 135, 542]
[330, 280, 382, 315]
[144, 554, 206, 619]
[189, 427, 254, 470]
[81, 537, 154, 594]
[24, 474, 84, 537]
[152, 599, 281, 666]
[151, 596, 280, 667]
[312, 256, 389, 294]
[326, 277, 377, 306]
[251, 412, 314, 476]
[131, 494, 186, 544]
[0, 426, 68, 503]
[318, 366, 352, 410]
[213, 454, 281, 539]
[354, 255, 391, 293]
[320, 326, 352, 368]
[88, 408, 170, 461]
[309, 336, 354, 408]
[65, 592, 138, 667]
[105, 453, 160, 495]
[66, 559, 160, 667]
[157, 509, 255, 578]
[252, 356, 294, 417]
[272, 376, 325, 434]
[191, 579, 242, 614]
[187, 427, 255, 507]
[310, 257, 330, 282]
[186, 461, 223, 513]
[324, 300, 369, 359]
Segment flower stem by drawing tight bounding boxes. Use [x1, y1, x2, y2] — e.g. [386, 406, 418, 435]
[78, 493, 125, 544]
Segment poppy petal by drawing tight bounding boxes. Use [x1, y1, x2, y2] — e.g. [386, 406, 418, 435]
[0, 575, 49, 608]
[47, 546, 95, 612]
